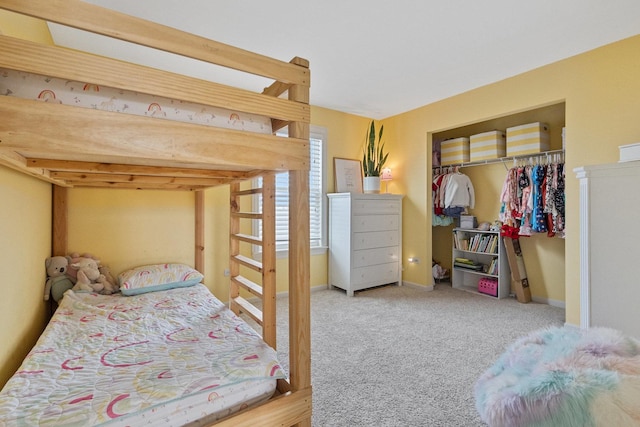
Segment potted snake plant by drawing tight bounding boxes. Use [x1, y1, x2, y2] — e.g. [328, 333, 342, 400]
[362, 120, 389, 193]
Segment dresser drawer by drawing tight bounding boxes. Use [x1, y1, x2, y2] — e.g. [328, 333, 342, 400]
[352, 215, 398, 232]
[352, 199, 400, 215]
[353, 246, 400, 268]
[352, 262, 399, 286]
[353, 230, 399, 250]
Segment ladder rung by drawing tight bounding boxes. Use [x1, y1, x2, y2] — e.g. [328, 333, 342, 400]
[232, 296, 263, 325]
[231, 212, 262, 220]
[232, 254, 263, 272]
[231, 188, 263, 197]
[232, 275, 263, 298]
[231, 233, 263, 245]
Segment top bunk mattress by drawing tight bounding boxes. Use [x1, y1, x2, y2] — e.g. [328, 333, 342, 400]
[0, 284, 286, 426]
[0, 67, 273, 135]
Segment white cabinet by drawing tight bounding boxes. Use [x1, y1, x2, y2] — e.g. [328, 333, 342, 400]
[451, 228, 510, 299]
[576, 162, 640, 338]
[328, 193, 403, 296]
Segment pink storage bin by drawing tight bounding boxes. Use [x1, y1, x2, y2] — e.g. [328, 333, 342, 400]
[478, 277, 498, 297]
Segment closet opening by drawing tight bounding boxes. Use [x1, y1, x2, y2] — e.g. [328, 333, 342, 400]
[430, 102, 566, 308]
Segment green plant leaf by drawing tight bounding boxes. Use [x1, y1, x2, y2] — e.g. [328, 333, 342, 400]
[362, 120, 389, 177]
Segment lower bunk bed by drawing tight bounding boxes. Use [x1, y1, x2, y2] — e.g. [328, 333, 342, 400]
[0, 273, 294, 426]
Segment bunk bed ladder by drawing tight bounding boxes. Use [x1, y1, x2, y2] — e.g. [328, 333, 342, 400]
[229, 174, 277, 348]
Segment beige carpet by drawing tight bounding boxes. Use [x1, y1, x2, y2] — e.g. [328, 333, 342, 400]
[246, 283, 565, 426]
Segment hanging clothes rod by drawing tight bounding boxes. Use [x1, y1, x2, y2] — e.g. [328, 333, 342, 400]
[433, 149, 564, 172]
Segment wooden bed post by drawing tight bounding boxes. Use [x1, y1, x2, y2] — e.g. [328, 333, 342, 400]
[287, 57, 312, 427]
[261, 173, 277, 348]
[195, 190, 204, 274]
[52, 185, 68, 256]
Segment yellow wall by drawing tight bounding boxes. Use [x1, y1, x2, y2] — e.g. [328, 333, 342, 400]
[0, 10, 53, 43]
[384, 34, 640, 326]
[67, 188, 195, 274]
[310, 106, 373, 193]
[0, 167, 51, 386]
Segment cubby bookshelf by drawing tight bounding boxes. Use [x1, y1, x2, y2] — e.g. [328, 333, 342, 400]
[452, 228, 511, 299]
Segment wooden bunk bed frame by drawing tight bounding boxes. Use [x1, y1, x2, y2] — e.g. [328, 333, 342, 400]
[0, 1, 312, 426]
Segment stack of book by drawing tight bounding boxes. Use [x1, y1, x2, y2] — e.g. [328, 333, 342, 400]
[454, 257, 484, 271]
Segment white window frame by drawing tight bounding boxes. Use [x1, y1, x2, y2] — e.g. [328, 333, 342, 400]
[253, 125, 328, 259]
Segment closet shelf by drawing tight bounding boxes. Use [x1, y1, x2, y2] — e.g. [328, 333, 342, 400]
[434, 149, 564, 170]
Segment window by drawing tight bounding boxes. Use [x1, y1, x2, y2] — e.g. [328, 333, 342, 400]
[254, 125, 327, 256]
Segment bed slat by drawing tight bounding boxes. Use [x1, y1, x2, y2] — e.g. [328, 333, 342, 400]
[27, 159, 258, 179]
[50, 171, 228, 187]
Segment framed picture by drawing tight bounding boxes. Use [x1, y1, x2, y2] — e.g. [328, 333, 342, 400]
[334, 157, 363, 193]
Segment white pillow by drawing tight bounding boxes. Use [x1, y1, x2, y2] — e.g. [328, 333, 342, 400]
[118, 263, 203, 296]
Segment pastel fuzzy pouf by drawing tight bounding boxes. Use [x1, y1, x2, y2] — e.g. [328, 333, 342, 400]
[475, 326, 640, 427]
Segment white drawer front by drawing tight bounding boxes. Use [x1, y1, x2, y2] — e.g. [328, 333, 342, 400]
[352, 215, 398, 232]
[353, 230, 399, 250]
[353, 199, 399, 215]
[352, 262, 399, 286]
[353, 246, 400, 268]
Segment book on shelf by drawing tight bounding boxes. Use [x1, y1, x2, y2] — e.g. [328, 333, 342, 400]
[489, 235, 498, 253]
[454, 231, 471, 250]
[454, 230, 499, 254]
[486, 258, 499, 275]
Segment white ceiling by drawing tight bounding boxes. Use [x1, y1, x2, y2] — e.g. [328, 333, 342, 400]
[50, 0, 640, 119]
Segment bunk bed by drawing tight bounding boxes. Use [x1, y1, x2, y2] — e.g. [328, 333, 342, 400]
[0, 0, 311, 426]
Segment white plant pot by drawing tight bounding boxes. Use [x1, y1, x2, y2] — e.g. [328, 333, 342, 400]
[363, 176, 380, 194]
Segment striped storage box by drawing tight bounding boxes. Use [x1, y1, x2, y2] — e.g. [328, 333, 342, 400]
[470, 131, 506, 162]
[506, 122, 550, 156]
[440, 137, 470, 165]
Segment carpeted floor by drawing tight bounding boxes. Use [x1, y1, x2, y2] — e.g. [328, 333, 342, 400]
[246, 283, 565, 426]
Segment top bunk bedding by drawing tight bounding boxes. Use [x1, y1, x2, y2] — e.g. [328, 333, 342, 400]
[0, 283, 286, 426]
[0, 67, 274, 135]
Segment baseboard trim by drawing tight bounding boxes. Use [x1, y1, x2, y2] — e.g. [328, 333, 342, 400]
[402, 280, 434, 292]
[531, 295, 566, 309]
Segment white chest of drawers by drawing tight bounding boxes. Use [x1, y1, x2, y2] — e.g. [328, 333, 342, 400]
[328, 193, 403, 296]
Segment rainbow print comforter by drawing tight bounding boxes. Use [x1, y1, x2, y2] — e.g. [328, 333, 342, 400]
[0, 284, 285, 426]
